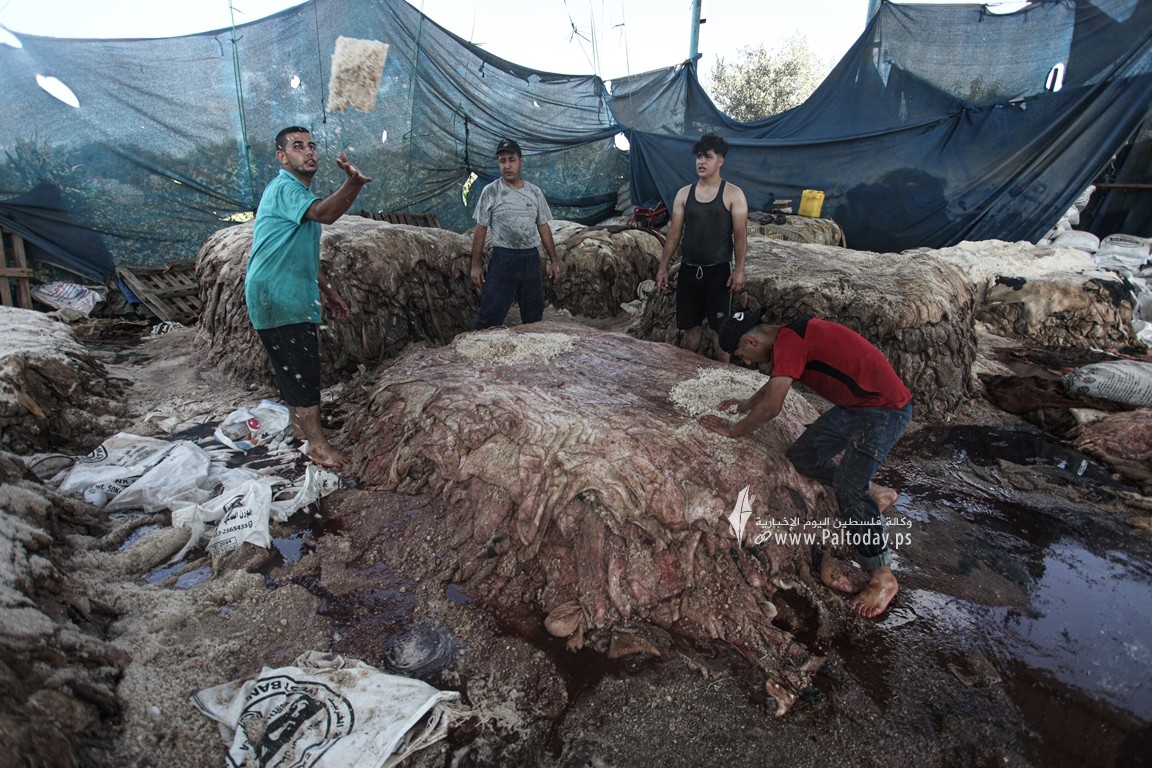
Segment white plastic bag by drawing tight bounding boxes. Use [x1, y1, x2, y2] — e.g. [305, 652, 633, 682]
[1094, 234, 1151, 274]
[104, 441, 215, 513]
[170, 465, 339, 561]
[1053, 229, 1099, 254]
[204, 480, 274, 556]
[270, 464, 341, 522]
[214, 400, 292, 452]
[190, 652, 463, 768]
[30, 281, 104, 315]
[57, 433, 175, 508]
[1063, 360, 1152, 407]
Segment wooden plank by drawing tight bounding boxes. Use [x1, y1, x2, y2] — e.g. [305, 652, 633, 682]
[115, 260, 201, 323]
[11, 234, 33, 309]
[0, 227, 34, 309]
[360, 210, 442, 229]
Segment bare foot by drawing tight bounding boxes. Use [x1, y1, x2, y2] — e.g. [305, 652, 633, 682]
[820, 557, 869, 593]
[308, 443, 346, 469]
[868, 483, 899, 513]
[850, 567, 899, 618]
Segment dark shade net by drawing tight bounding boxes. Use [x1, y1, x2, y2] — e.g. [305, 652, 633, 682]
[0, 0, 1149, 282]
[626, 0, 1152, 251]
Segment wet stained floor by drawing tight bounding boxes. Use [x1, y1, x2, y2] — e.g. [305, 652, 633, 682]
[870, 424, 1152, 766]
[119, 420, 1152, 766]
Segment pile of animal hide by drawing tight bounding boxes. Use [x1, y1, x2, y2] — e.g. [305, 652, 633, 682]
[197, 217, 670, 387]
[914, 240, 1135, 350]
[547, 223, 662, 317]
[746, 213, 846, 246]
[343, 323, 840, 715]
[0, 307, 127, 454]
[0, 453, 127, 766]
[196, 217, 476, 387]
[1073, 409, 1152, 490]
[631, 238, 978, 419]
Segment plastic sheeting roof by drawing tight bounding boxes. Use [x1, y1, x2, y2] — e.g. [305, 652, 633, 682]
[0, 0, 1149, 279]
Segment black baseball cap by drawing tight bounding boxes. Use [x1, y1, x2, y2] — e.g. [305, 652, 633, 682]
[718, 307, 765, 353]
[495, 138, 522, 156]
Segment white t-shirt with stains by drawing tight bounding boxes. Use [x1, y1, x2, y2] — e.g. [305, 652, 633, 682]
[473, 178, 552, 250]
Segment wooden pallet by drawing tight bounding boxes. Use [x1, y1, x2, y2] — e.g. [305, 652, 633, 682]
[0, 226, 34, 309]
[115, 260, 201, 323]
[361, 210, 443, 228]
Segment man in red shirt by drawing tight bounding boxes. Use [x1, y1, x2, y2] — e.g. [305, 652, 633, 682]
[699, 308, 913, 618]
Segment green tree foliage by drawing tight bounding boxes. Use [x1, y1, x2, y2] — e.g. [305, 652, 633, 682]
[709, 35, 831, 121]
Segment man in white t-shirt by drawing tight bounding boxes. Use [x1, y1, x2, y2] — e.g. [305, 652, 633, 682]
[469, 138, 561, 330]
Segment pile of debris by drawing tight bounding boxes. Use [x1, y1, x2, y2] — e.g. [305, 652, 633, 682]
[916, 240, 1134, 349]
[0, 453, 127, 767]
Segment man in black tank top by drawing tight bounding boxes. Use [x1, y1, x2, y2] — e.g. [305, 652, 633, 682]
[656, 133, 749, 357]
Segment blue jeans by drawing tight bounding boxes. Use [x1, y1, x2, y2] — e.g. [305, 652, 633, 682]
[473, 247, 545, 330]
[786, 402, 913, 571]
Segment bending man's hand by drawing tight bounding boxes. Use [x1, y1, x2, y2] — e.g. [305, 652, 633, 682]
[698, 414, 735, 437]
[716, 398, 750, 414]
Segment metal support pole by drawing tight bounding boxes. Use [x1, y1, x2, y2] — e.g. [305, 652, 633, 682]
[689, 0, 703, 63]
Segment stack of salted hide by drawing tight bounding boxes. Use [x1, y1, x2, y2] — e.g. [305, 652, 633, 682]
[631, 237, 979, 419]
[343, 322, 850, 715]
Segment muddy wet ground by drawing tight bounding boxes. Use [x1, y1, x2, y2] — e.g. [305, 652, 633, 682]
[69, 326, 1152, 766]
[158, 420, 1147, 768]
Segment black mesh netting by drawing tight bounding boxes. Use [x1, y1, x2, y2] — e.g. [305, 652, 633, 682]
[0, 0, 1149, 280]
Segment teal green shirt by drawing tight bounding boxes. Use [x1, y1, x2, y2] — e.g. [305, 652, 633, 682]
[245, 169, 322, 330]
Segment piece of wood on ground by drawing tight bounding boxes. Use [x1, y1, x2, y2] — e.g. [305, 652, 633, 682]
[116, 260, 201, 323]
[1, 227, 34, 309]
[360, 210, 443, 228]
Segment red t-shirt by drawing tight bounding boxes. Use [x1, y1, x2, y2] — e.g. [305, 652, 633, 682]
[772, 317, 912, 410]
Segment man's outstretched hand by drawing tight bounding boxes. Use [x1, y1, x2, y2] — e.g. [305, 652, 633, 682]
[336, 151, 373, 186]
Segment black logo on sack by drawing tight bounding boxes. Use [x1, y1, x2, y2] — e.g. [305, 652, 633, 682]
[232, 675, 354, 767]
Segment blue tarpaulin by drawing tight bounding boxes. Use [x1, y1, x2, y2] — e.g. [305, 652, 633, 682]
[0, 0, 1149, 279]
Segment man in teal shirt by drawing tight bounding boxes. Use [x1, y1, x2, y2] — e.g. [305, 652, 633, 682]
[245, 126, 371, 469]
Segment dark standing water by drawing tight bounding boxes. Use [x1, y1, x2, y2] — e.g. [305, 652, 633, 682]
[873, 424, 1152, 766]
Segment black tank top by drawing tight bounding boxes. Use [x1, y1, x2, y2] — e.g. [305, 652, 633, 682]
[682, 180, 733, 266]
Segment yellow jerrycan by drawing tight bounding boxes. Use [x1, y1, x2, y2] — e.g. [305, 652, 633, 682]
[798, 189, 825, 218]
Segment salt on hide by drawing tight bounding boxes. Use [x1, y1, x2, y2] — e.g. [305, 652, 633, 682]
[745, 214, 845, 246]
[631, 237, 978, 419]
[327, 36, 389, 113]
[196, 217, 475, 388]
[344, 323, 839, 715]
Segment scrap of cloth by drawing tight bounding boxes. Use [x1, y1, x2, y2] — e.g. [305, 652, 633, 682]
[191, 651, 465, 768]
